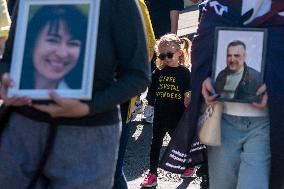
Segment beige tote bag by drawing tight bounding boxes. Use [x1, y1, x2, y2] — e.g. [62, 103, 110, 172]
[197, 102, 223, 146]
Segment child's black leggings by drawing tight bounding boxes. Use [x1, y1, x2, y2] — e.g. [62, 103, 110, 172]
[149, 111, 181, 175]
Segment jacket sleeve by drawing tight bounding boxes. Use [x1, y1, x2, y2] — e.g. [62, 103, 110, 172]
[89, 0, 151, 114]
[146, 69, 158, 106]
[137, 0, 156, 61]
[169, 0, 184, 11]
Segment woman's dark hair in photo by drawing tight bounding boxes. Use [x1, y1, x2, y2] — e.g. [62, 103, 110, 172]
[20, 5, 88, 89]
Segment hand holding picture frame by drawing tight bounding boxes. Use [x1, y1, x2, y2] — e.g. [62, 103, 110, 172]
[212, 27, 267, 103]
[8, 0, 101, 100]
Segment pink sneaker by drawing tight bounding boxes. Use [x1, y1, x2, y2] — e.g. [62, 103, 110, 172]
[181, 168, 195, 178]
[140, 173, 158, 187]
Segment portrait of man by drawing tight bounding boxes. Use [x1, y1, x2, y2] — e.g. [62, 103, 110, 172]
[214, 40, 262, 102]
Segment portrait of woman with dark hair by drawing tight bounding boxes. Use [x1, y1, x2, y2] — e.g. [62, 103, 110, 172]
[20, 5, 88, 89]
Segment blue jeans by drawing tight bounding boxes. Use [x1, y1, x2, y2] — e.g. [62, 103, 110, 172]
[0, 113, 121, 189]
[208, 114, 270, 189]
[113, 122, 133, 189]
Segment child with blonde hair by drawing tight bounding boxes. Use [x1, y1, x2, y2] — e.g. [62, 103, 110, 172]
[141, 33, 192, 187]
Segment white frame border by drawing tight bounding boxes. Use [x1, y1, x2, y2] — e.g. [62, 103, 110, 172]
[8, 0, 101, 100]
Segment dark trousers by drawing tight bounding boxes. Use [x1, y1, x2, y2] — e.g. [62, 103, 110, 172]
[269, 93, 284, 189]
[149, 111, 181, 175]
[113, 122, 133, 189]
[270, 156, 284, 189]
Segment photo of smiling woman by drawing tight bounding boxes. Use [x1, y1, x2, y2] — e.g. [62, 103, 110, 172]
[20, 5, 87, 89]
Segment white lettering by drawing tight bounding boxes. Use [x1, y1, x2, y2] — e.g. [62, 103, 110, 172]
[169, 154, 186, 163]
[172, 150, 187, 158]
[210, 1, 228, 16]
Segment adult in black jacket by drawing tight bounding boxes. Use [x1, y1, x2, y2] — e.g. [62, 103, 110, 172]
[0, 0, 150, 188]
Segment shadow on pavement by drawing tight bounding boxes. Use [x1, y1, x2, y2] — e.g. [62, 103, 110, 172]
[140, 186, 157, 189]
[176, 177, 195, 189]
[124, 121, 152, 181]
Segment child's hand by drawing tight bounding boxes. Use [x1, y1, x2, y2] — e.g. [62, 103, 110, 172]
[184, 91, 191, 108]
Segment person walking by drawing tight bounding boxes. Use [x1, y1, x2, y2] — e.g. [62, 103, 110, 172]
[198, 1, 283, 188]
[204, 78, 269, 189]
[112, 0, 155, 188]
[142, 0, 184, 123]
[144, 0, 184, 38]
[0, 0, 150, 189]
[141, 34, 192, 188]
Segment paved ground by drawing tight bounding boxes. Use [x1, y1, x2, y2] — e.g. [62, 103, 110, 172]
[124, 121, 202, 189]
[123, 7, 201, 189]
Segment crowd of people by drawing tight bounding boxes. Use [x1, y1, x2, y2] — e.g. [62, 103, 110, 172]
[0, 0, 284, 189]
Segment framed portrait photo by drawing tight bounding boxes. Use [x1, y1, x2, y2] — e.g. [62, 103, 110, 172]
[8, 0, 101, 100]
[212, 27, 268, 103]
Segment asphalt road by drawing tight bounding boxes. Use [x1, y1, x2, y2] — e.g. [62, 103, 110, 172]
[124, 121, 202, 189]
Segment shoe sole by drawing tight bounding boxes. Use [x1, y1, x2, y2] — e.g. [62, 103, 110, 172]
[140, 181, 158, 187]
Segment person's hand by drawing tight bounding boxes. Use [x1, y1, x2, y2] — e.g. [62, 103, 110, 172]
[184, 91, 191, 107]
[32, 91, 90, 118]
[0, 36, 7, 57]
[0, 73, 32, 106]
[190, 0, 200, 4]
[144, 104, 154, 117]
[202, 77, 218, 105]
[252, 84, 268, 109]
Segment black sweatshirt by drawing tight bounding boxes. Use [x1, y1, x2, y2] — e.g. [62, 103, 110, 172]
[144, 0, 184, 38]
[147, 66, 191, 117]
